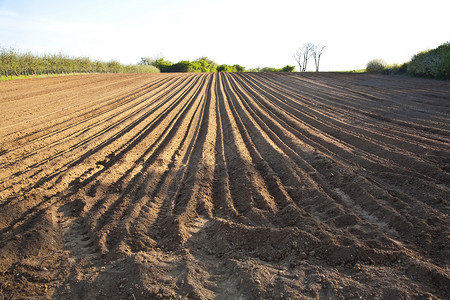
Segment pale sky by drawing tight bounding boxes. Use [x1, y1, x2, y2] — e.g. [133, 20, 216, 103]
[0, 0, 448, 71]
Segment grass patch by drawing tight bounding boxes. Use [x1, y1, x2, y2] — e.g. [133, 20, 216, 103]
[336, 69, 366, 73]
[0, 73, 92, 82]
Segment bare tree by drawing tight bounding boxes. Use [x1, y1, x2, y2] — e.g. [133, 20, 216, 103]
[139, 57, 154, 65]
[293, 43, 314, 72]
[139, 53, 163, 66]
[312, 44, 325, 72]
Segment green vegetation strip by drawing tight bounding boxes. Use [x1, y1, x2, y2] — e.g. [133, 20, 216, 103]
[0, 47, 160, 80]
[366, 42, 449, 79]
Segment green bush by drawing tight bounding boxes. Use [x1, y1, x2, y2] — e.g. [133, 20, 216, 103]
[151, 58, 173, 72]
[260, 67, 279, 72]
[407, 42, 449, 79]
[259, 65, 295, 72]
[246, 68, 261, 72]
[165, 61, 191, 72]
[382, 62, 409, 75]
[189, 57, 217, 72]
[280, 65, 295, 72]
[217, 64, 238, 72]
[233, 64, 245, 72]
[127, 64, 159, 73]
[154, 57, 218, 73]
[366, 59, 387, 73]
[395, 62, 409, 74]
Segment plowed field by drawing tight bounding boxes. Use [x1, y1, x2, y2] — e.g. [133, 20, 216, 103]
[0, 73, 449, 299]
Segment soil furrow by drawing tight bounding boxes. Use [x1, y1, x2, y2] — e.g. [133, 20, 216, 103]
[1, 73, 449, 300]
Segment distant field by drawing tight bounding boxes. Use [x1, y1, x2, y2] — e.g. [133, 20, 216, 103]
[0, 73, 449, 299]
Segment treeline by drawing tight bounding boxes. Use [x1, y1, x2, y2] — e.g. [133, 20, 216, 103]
[0, 46, 297, 80]
[367, 42, 449, 80]
[140, 56, 295, 73]
[0, 47, 159, 79]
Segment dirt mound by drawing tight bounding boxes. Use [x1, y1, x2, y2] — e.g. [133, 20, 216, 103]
[0, 73, 449, 299]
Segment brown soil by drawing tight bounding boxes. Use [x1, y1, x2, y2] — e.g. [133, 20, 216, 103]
[0, 72, 449, 299]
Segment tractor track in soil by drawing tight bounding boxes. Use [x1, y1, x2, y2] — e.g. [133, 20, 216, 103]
[0, 72, 449, 299]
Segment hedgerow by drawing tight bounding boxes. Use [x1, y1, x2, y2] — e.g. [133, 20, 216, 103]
[407, 42, 449, 79]
[257, 65, 296, 72]
[140, 56, 295, 73]
[0, 47, 159, 79]
[366, 42, 449, 79]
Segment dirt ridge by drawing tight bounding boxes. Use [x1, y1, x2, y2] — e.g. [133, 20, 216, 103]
[0, 73, 449, 299]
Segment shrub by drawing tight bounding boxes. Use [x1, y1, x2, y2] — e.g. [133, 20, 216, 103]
[107, 60, 123, 73]
[260, 67, 279, 72]
[366, 59, 387, 73]
[190, 57, 217, 72]
[396, 62, 409, 74]
[233, 64, 245, 72]
[246, 68, 261, 72]
[259, 65, 295, 72]
[124, 64, 159, 73]
[407, 42, 449, 79]
[217, 64, 237, 72]
[280, 65, 295, 72]
[166, 61, 192, 72]
[382, 62, 409, 75]
[152, 58, 173, 72]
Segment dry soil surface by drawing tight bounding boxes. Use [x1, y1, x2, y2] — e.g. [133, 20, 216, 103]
[0, 73, 449, 299]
